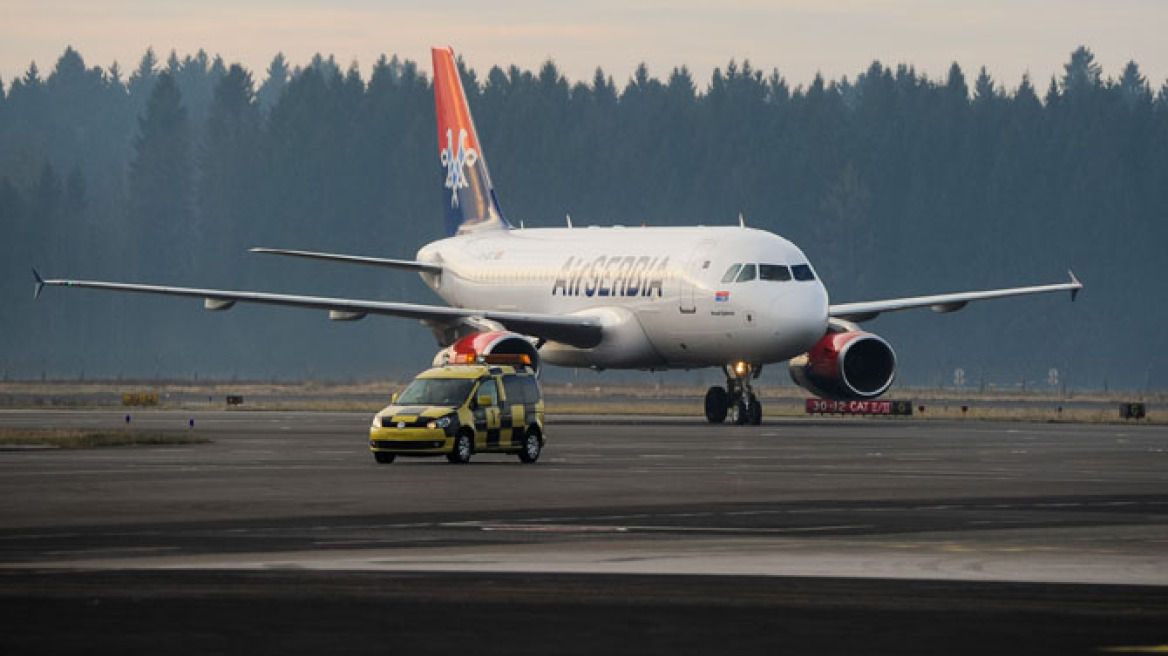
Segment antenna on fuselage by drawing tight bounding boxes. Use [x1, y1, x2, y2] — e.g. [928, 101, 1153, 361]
[520, 218, 526, 229]
[566, 214, 573, 228]
[738, 212, 746, 228]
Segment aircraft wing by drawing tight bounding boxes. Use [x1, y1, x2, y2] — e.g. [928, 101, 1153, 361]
[249, 247, 443, 274]
[31, 271, 602, 349]
[829, 272, 1082, 322]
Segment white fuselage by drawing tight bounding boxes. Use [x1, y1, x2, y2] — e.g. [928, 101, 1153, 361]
[417, 226, 830, 370]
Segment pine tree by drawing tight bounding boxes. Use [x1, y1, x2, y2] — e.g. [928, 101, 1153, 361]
[128, 48, 158, 102]
[63, 165, 86, 220]
[945, 62, 969, 102]
[258, 53, 290, 110]
[1117, 60, 1152, 109]
[199, 64, 261, 266]
[1061, 46, 1102, 96]
[128, 72, 194, 274]
[23, 62, 42, 88]
[108, 61, 125, 93]
[973, 66, 997, 104]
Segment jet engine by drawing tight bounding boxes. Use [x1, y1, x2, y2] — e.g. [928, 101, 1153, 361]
[432, 331, 541, 375]
[788, 331, 897, 400]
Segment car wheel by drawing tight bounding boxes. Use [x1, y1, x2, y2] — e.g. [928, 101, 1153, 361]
[705, 386, 728, 423]
[518, 429, 542, 463]
[373, 452, 395, 464]
[447, 432, 473, 464]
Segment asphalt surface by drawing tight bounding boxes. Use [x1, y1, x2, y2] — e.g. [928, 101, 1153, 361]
[1, 409, 1166, 654]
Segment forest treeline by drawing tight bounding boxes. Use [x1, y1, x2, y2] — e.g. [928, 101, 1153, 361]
[1, 46, 1164, 389]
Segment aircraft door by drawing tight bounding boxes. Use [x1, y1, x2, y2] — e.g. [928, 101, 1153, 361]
[679, 239, 715, 314]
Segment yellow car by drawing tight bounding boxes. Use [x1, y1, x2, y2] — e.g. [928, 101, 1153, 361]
[369, 360, 545, 464]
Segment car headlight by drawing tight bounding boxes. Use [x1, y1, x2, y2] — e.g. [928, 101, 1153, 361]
[426, 416, 453, 429]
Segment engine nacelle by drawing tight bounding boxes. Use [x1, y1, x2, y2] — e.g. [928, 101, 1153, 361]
[789, 331, 897, 400]
[432, 331, 541, 375]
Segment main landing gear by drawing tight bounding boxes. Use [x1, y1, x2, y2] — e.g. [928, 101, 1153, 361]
[704, 362, 762, 425]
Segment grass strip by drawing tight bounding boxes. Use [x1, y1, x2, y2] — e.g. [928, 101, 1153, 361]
[0, 428, 209, 449]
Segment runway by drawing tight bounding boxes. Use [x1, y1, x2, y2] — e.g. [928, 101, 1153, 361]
[1, 410, 1166, 654]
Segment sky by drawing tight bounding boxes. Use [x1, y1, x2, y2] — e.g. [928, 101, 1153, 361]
[1, 0, 1166, 92]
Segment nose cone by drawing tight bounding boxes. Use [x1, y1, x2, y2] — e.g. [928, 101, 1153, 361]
[771, 280, 829, 358]
[798, 280, 830, 342]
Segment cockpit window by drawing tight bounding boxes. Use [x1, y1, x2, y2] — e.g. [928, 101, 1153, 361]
[720, 264, 742, 283]
[791, 264, 816, 281]
[759, 264, 792, 281]
[735, 264, 757, 282]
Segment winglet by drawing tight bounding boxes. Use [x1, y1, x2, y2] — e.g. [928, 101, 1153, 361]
[1068, 270, 1082, 302]
[32, 267, 45, 300]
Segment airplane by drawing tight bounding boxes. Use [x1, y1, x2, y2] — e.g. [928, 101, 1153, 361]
[33, 46, 1082, 425]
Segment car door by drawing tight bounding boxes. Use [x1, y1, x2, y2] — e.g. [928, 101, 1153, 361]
[501, 374, 526, 447]
[474, 378, 502, 450]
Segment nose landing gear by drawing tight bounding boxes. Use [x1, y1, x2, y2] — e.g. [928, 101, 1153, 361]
[704, 362, 762, 425]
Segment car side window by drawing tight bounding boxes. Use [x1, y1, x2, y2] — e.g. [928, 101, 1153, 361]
[476, 379, 498, 406]
[721, 264, 742, 283]
[521, 376, 541, 404]
[735, 263, 757, 282]
[502, 374, 523, 403]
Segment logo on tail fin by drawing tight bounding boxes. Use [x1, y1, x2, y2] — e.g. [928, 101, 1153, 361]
[441, 128, 479, 208]
[432, 46, 510, 236]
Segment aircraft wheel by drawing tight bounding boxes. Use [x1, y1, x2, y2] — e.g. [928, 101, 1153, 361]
[374, 452, 395, 464]
[732, 398, 750, 425]
[705, 386, 728, 423]
[749, 394, 762, 425]
[447, 432, 473, 464]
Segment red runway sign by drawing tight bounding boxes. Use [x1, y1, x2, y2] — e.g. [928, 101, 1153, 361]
[806, 399, 913, 416]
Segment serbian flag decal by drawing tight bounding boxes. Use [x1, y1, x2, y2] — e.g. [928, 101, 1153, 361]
[715, 291, 730, 302]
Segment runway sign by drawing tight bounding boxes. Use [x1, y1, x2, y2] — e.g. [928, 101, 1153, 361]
[806, 399, 913, 416]
[1120, 403, 1146, 420]
[122, 392, 158, 406]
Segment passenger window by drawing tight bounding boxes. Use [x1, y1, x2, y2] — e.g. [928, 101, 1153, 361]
[792, 264, 816, 281]
[720, 264, 741, 283]
[476, 379, 498, 406]
[735, 264, 757, 282]
[759, 264, 791, 281]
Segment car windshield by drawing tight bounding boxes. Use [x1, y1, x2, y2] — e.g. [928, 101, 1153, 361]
[396, 378, 475, 406]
